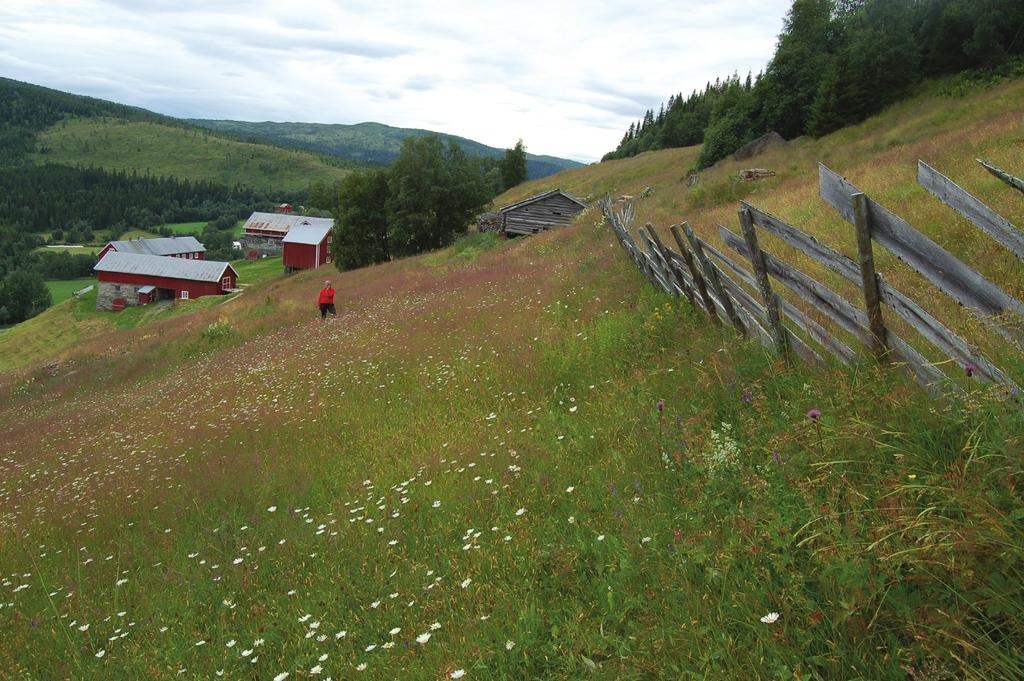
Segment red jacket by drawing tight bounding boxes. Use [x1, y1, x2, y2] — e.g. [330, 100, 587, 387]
[318, 286, 335, 305]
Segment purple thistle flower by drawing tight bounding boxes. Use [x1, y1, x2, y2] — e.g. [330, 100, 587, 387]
[964, 362, 976, 378]
[655, 400, 665, 411]
[741, 387, 753, 404]
[807, 408, 822, 420]
[773, 450, 781, 465]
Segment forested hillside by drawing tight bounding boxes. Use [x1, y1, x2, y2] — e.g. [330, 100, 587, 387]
[0, 76, 174, 165]
[604, 0, 1024, 168]
[189, 119, 583, 179]
[32, 117, 355, 193]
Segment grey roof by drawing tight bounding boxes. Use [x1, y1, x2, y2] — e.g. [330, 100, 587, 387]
[95, 252, 237, 282]
[137, 285, 156, 294]
[107, 236, 205, 256]
[242, 212, 334, 236]
[498, 189, 587, 214]
[283, 223, 333, 245]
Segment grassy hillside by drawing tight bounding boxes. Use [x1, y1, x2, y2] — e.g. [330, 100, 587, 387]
[0, 256, 282, 372]
[497, 76, 1024, 372]
[32, 118, 353, 193]
[190, 119, 584, 179]
[1, 78, 1022, 680]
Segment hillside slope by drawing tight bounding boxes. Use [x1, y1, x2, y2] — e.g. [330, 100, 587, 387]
[190, 119, 584, 179]
[31, 117, 353, 193]
[1, 77, 1022, 680]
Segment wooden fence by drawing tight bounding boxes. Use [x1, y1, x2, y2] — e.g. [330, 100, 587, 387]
[602, 159, 1024, 394]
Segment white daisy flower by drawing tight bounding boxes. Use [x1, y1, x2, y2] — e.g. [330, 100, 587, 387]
[451, 670, 465, 679]
[505, 640, 515, 650]
[760, 612, 781, 624]
[416, 633, 431, 644]
[95, 649, 105, 658]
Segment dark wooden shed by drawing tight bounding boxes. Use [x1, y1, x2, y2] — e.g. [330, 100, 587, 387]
[499, 189, 587, 236]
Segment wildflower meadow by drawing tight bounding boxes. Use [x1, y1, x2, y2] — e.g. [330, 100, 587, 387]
[2, 78, 1024, 679]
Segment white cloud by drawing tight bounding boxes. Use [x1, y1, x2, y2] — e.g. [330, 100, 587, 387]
[0, 0, 791, 162]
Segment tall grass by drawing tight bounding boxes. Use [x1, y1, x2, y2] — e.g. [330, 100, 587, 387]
[0, 76, 1022, 680]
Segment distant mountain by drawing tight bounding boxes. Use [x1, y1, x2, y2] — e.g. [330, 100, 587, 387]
[0, 77, 355, 194]
[188, 120, 584, 180]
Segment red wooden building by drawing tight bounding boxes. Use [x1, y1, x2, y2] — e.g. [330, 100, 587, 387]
[240, 212, 334, 260]
[93, 252, 238, 311]
[97, 236, 206, 261]
[282, 224, 333, 272]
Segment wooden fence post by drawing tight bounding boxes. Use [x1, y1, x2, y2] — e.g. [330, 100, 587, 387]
[979, 158, 1024, 195]
[648, 224, 698, 309]
[637, 227, 674, 295]
[670, 224, 721, 326]
[851, 192, 888, 360]
[738, 208, 788, 356]
[681, 223, 747, 336]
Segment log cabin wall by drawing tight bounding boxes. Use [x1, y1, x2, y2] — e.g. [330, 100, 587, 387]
[502, 192, 586, 236]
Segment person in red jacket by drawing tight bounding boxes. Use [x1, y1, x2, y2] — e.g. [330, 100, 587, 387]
[317, 280, 336, 321]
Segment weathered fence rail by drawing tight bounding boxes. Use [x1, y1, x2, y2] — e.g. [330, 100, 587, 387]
[601, 158, 1023, 394]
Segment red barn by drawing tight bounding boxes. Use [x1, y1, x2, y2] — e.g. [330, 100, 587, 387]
[240, 212, 334, 259]
[97, 236, 206, 261]
[282, 224, 333, 272]
[94, 252, 238, 311]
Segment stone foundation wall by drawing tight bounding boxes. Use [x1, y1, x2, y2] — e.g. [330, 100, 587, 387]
[96, 281, 143, 311]
[241, 234, 284, 257]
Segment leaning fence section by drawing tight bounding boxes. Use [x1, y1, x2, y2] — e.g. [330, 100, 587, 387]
[601, 158, 1024, 394]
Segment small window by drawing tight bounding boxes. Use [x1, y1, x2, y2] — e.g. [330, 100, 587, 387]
[180, 290, 189, 300]
[113, 284, 121, 292]
[222, 277, 231, 289]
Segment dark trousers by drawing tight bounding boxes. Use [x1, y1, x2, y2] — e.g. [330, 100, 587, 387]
[319, 303, 336, 319]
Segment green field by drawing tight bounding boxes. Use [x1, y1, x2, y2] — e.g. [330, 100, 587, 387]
[34, 244, 104, 255]
[1, 80, 1023, 680]
[161, 219, 246, 238]
[161, 221, 207, 235]
[33, 117, 353, 193]
[232, 254, 284, 284]
[44, 277, 96, 304]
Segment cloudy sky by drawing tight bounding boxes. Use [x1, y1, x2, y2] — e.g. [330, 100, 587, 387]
[0, 0, 792, 162]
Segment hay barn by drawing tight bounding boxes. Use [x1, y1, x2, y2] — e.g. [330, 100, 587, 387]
[283, 223, 333, 272]
[240, 212, 334, 259]
[499, 189, 587, 236]
[94, 252, 238, 311]
[97, 236, 205, 260]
